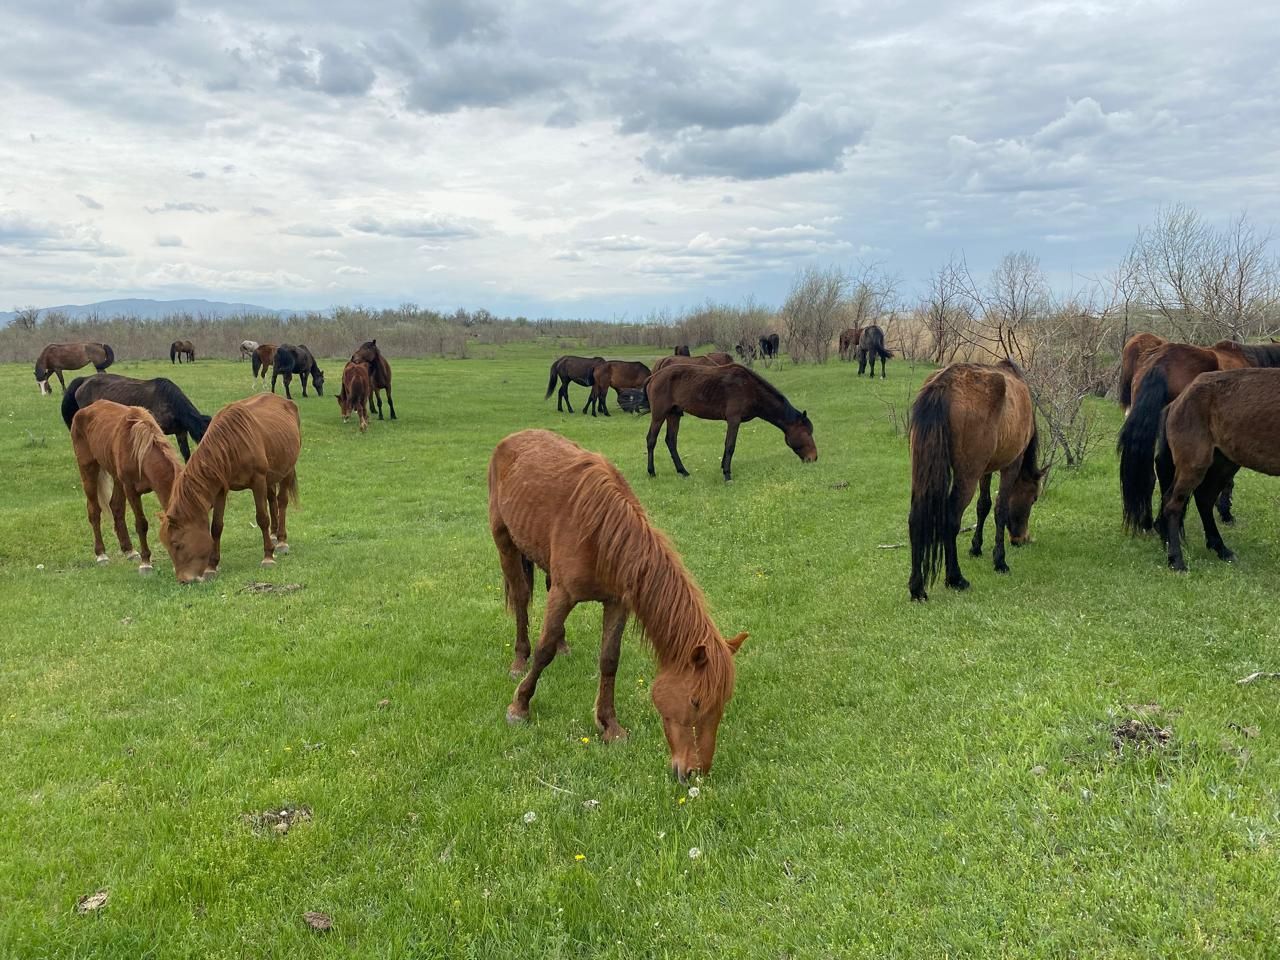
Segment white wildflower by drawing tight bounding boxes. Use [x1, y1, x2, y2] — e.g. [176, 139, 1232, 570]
[687, 787, 700, 799]
[523, 811, 537, 824]
[688, 847, 702, 860]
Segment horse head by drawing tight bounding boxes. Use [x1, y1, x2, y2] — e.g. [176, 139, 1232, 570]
[784, 411, 817, 463]
[650, 632, 747, 780]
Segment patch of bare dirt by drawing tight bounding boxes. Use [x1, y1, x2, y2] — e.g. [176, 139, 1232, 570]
[244, 805, 312, 835]
[303, 911, 332, 932]
[243, 582, 304, 594]
[76, 889, 109, 914]
[1111, 718, 1172, 751]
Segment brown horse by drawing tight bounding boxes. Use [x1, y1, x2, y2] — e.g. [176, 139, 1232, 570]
[674, 344, 691, 356]
[159, 393, 301, 583]
[838, 327, 862, 362]
[489, 429, 747, 778]
[170, 340, 195, 364]
[1117, 332, 1166, 413]
[351, 339, 396, 420]
[1118, 339, 1280, 531]
[585, 360, 651, 416]
[35, 342, 114, 394]
[70, 400, 184, 574]
[650, 352, 734, 375]
[545, 355, 604, 413]
[251, 344, 277, 386]
[338, 361, 371, 432]
[1156, 368, 1280, 570]
[645, 362, 816, 481]
[908, 360, 1044, 601]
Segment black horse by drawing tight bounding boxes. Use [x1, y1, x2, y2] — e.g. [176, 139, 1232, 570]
[857, 325, 893, 378]
[674, 344, 691, 357]
[272, 344, 325, 399]
[759, 333, 780, 365]
[545, 355, 604, 413]
[61, 374, 211, 461]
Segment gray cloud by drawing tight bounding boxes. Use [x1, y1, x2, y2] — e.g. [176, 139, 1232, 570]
[76, 194, 104, 210]
[418, 0, 503, 48]
[317, 44, 376, 96]
[188, 170, 206, 179]
[93, 0, 177, 27]
[349, 213, 479, 239]
[403, 52, 562, 113]
[146, 201, 219, 214]
[0, 209, 126, 257]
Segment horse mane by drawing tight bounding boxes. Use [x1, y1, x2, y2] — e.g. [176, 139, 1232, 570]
[128, 410, 184, 479]
[1239, 342, 1280, 367]
[569, 459, 734, 703]
[734, 364, 806, 424]
[168, 405, 261, 520]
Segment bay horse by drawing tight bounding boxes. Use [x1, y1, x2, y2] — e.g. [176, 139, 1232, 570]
[489, 429, 747, 779]
[62, 374, 211, 461]
[908, 360, 1044, 601]
[35, 342, 114, 395]
[1117, 332, 1166, 413]
[1156, 369, 1280, 570]
[159, 393, 301, 583]
[351, 339, 396, 420]
[585, 360, 651, 417]
[338, 360, 371, 432]
[838, 327, 862, 362]
[1118, 339, 1280, 532]
[650, 352, 734, 375]
[759, 333, 780, 366]
[856, 325, 893, 378]
[170, 340, 195, 364]
[70, 400, 184, 574]
[239, 339, 259, 361]
[674, 344, 691, 356]
[251, 344, 277, 386]
[271, 343, 325, 399]
[645, 362, 816, 481]
[545, 354, 604, 413]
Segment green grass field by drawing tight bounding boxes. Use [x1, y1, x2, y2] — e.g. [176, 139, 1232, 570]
[1, 343, 1278, 958]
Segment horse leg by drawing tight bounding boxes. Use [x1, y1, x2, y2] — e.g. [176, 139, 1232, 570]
[970, 473, 992, 556]
[993, 466, 1017, 574]
[207, 490, 228, 575]
[560, 379, 574, 414]
[249, 478, 276, 567]
[507, 586, 574, 723]
[300, 372, 309, 397]
[56, 369, 67, 394]
[372, 388, 383, 420]
[944, 476, 977, 589]
[857, 352, 866, 376]
[720, 418, 741, 482]
[79, 464, 109, 562]
[494, 526, 534, 677]
[266, 482, 281, 550]
[599, 386, 611, 417]
[275, 474, 293, 554]
[1216, 475, 1236, 524]
[284, 375, 293, 401]
[1199, 458, 1239, 561]
[595, 599, 629, 741]
[646, 413, 662, 476]
[585, 383, 596, 416]
[270, 370, 279, 394]
[383, 384, 396, 420]
[124, 486, 153, 572]
[177, 432, 192, 462]
[665, 413, 689, 476]
[108, 481, 134, 558]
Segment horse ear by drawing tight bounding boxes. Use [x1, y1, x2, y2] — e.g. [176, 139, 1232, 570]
[691, 644, 709, 669]
[727, 632, 748, 654]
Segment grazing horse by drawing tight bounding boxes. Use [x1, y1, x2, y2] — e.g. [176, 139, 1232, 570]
[838, 327, 862, 362]
[35, 342, 114, 395]
[856, 325, 893, 378]
[170, 340, 195, 364]
[338, 360, 372, 432]
[734, 339, 757, 365]
[675, 344, 691, 356]
[159, 393, 301, 582]
[908, 360, 1044, 601]
[489, 429, 747, 779]
[271, 343, 325, 399]
[645, 362, 817, 481]
[585, 360, 651, 417]
[759, 333, 780, 366]
[1118, 339, 1280, 532]
[251, 344, 277, 386]
[1155, 369, 1280, 571]
[62, 374, 211, 461]
[651, 352, 734, 375]
[239, 339, 259, 361]
[351, 339, 397, 421]
[545, 355, 604, 413]
[70, 400, 184, 574]
[1118, 332, 1166, 413]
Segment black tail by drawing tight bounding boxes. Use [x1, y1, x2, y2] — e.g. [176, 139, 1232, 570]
[1118, 364, 1169, 533]
[1020, 424, 1040, 480]
[100, 343, 115, 370]
[253, 352, 264, 379]
[878, 346, 893, 360]
[545, 360, 559, 400]
[170, 342, 177, 363]
[61, 377, 88, 429]
[1154, 408, 1175, 536]
[908, 378, 954, 599]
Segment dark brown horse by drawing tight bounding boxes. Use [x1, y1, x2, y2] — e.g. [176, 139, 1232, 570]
[908, 361, 1044, 601]
[338, 360, 371, 432]
[674, 344, 691, 356]
[70, 400, 184, 574]
[545, 355, 604, 413]
[490, 429, 747, 779]
[650, 352, 734, 375]
[759, 333, 780, 366]
[1156, 368, 1280, 570]
[1118, 339, 1280, 531]
[170, 340, 195, 363]
[351, 339, 396, 420]
[645, 363, 816, 481]
[251, 344, 277, 386]
[159, 393, 301, 582]
[585, 360, 651, 416]
[734, 339, 757, 365]
[1117, 332, 1166, 413]
[856, 325, 893, 378]
[271, 344, 324, 399]
[62, 374, 211, 461]
[35, 342, 114, 394]
[838, 327, 862, 362]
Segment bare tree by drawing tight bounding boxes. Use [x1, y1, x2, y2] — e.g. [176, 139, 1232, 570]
[12, 306, 40, 331]
[919, 256, 973, 364]
[781, 265, 846, 363]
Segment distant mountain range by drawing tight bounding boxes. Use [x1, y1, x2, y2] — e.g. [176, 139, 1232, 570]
[0, 298, 304, 324]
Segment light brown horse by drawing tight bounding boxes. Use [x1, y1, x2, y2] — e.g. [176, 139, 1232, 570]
[489, 429, 747, 779]
[1117, 332, 1166, 413]
[35, 342, 114, 394]
[170, 340, 195, 364]
[159, 393, 301, 582]
[585, 360, 651, 416]
[908, 360, 1044, 601]
[70, 400, 184, 574]
[338, 360, 371, 432]
[1156, 368, 1280, 570]
[645, 362, 816, 481]
[650, 352, 734, 375]
[838, 327, 862, 361]
[251, 344, 277, 387]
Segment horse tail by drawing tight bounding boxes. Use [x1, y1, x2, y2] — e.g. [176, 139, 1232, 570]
[96, 469, 115, 515]
[908, 377, 953, 595]
[101, 343, 114, 369]
[61, 377, 87, 429]
[252, 351, 263, 379]
[545, 359, 559, 399]
[170, 342, 178, 363]
[281, 471, 300, 506]
[1118, 364, 1169, 533]
[1020, 420, 1041, 479]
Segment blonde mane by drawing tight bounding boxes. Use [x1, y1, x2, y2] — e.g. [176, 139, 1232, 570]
[128, 411, 183, 481]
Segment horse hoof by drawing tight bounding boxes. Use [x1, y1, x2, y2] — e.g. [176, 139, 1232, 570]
[125, 550, 141, 561]
[994, 563, 1010, 574]
[138, 564, 154, 576]
[261, 558, 276, 567]
[946, 577, 970, 591]
[506, 705, 529, 725]
[601, 725, 629, 743]
[1219, 550, 1236, 563]
[275, 542, 290, 555]
[96, 554, 110, 564]
[556, 642, 570, 656]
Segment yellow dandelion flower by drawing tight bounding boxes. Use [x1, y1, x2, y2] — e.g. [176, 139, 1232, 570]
[580, 736, 590, 744]
[574, 853, 586, 861]
[678, 797, 686, 805]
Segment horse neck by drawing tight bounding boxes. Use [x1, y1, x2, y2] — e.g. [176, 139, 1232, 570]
[169, 448, 219, 519]
[751, 382, 795, 429]
[145, 447, 182, 507]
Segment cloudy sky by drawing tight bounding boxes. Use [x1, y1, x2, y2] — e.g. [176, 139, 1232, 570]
[2, 0, 1277, 316]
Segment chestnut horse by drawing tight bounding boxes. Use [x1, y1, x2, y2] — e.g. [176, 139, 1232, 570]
[585, 360, 651, 416]
[239, 339, 259, 361]
[35, 342, 114, 394]
[70, 400, 184, 574]
[545, 354, 604, 413]
[1117, 332, 1166, 413]
[838, 327, 862, 362]
[62, 373, 211, 461]
[170, 340, 195, 364]
[908, 360, 1044, 601]
[650, 352, 734, 375]
[338, 360, 371, 432]
[856, 325, 893, 378]
[251, 344, 277, 386]
[1118, 339, 1280, 532]
[489, 429, 747, 779]
[351, 339, 396, 420]
[645, 362, 817, 481]
[159, 393, 301, 582]
[1155, 368, 1280, 571]
[759, 332, 780, 366]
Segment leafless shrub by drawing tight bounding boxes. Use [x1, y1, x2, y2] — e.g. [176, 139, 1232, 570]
[781, 265, 846, 363]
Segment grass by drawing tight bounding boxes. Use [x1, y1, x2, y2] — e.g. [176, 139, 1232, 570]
[1, 343, 1278, 958]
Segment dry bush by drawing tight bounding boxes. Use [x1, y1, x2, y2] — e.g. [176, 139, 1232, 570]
[781, 265, 846, 363]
